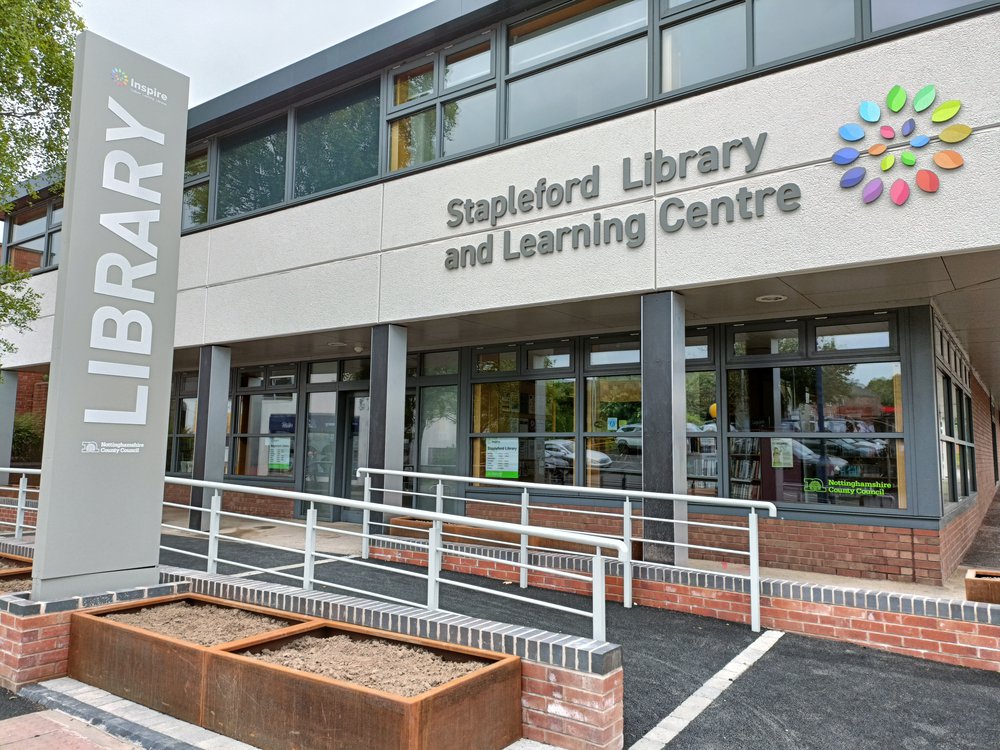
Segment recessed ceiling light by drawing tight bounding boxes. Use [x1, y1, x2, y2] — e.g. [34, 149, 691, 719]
[755, 294, 788, 303]
[326, 342, 347, 348]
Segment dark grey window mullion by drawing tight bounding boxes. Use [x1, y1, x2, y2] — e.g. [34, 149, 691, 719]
[497, 19, 510, 141]
[291, 362, 308, 493]
[648, 0, 660, 101]
[857, 0, 870, 39]
[744, 0, 754, 71]
[208, 136, 220, 223]
[378, 67, 390, 178]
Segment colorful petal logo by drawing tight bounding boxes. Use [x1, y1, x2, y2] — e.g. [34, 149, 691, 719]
[111, 67, 129, 87]
[833, 85, 971, 206]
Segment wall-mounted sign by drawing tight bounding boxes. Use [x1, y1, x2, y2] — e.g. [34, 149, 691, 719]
[485, 438, 519, 479]
[771, 438, 793, 469]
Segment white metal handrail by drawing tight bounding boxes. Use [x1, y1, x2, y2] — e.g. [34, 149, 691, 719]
[0, 468, 41, 541]
[163, 476, 624, 641]
[359, 467, 776, 632]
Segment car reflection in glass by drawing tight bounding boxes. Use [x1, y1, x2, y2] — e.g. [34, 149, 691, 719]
[615, 424, 642, 454]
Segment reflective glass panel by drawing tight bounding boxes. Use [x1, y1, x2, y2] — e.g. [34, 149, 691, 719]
[50, 200, 63, 226]
[508, 37, 647, 138]
[819, 362, 902, 433]
[476, 350, 517, 373]
[586, 436, 641, 490]
[185, 151, 208, 179]
[733, 327, 799, 357]
[216, 117, 287, 219]
[586, 375, 641, 433]
[588, 339, 640, 366]
[687, 436, 718, 497]
[304, 392, 337, 495]
[528, 345, 572, 370]
[443, 89, 496, 156]
[508, 0, 647, 73]
[10, 205, 46, 242]
[175, 437, 195, 475]
[342, 359, 371, 381]
[662, 4, 747, 93]
[472, 379, 575, 433]
[754, 0, 855, 65]
[445, 41, 491, 88]
[389, 108, 437, 171]
[182, 183, 209, 229]
[239, 367, 265, 389]
[472, 437, 571, 486]
[179, 397, 197, 434]
[816, 321, 891, 351]
[394, 61, 434, 106]
[234, 437, 295, 478]
[686, 372, 717, 431]
[871, 0, 979, 30]
[685, 334, 709, 360]
[422, 351, 459, 375]
[294, 81, 380, 197]
[236, 393, 298, 434]
[8, 236, 44, 273]
[419, 385, 459, 475]
[309, 362, 339, 384]
[47, 231, 61, 268]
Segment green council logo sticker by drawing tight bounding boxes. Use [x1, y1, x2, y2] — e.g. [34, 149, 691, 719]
[804, 478, 826, 493]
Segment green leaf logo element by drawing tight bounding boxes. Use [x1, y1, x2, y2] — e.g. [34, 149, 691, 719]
[939, 124, 972, 143]
[931, 100, 961, 123]
[886, 85, 907, 113]
[901, 152, 916, 166]
[881, 154, 895, 171]
[913, 85, 936, 113]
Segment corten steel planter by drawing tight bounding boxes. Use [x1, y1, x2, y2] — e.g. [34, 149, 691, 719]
[0, 552, 32, 580]
[965, 568, 1000, 604]
[68, 594, 318, 724]
[204, 622, 522, 750]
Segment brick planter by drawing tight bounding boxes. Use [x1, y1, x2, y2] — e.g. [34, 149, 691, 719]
[204, 622, 522, 750]
[966, 569, 1000, 605]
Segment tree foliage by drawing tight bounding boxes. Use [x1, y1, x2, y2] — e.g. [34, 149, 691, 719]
[0, 264, 42, 362]
[0, 0, 82, 206]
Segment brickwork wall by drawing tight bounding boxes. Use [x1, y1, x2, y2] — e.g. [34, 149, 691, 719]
[370, 545, 1000, 673]
[521, 662, 624, 750]
[0, 611, 71, 691]
[13, 373, 45, 418]
[466, 501, 642, 539]
[161, 484, 295, 519]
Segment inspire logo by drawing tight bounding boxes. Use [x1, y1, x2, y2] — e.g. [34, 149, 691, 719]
[110, 66, 169, 104]
[831, 85, 970, 206]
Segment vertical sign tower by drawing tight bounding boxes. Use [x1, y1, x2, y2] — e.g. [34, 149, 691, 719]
[32, 32, 188, 600]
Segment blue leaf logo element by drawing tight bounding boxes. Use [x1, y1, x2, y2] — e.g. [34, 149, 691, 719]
[840, 166, 866, 188]
[832, 148, 861, 166]
[838, 124, 865, 142]
[901, 118, 916, 137]
[910, 135, 930, 148]
[859, 101, 881, 123]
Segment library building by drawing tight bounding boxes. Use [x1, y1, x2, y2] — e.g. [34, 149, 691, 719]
[2, 0, 999, 587]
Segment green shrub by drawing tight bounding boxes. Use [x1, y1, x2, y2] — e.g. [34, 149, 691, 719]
[11, 412, 43, 464]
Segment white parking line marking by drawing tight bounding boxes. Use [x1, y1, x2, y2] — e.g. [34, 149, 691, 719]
[629, 629, 785, 749]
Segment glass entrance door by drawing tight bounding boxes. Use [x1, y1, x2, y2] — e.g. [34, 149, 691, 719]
[340, 392, 370, 523]
[304, 391, 338, 521]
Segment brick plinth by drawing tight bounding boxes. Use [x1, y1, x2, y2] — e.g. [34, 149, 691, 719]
[521, 662, 624, 750]
[162, 484, 295, 519]
[0, 611, 72, 691]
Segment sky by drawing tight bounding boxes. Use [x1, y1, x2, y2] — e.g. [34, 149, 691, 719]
[75, 0, 435, 106]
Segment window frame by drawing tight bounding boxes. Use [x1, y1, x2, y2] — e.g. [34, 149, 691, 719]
[3, 197, 63, 273]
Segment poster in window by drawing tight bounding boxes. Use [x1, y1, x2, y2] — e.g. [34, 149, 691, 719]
[771, 438, 793, 469]
[268, 437, 292, 471]
[485, 437, 519, 478]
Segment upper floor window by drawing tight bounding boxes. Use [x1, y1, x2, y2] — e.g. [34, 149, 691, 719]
[216, 116, 287, 220]
[182, 146, 209, 230]
[4, 198, 62, 272]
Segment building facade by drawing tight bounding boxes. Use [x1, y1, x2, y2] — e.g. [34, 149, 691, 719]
[2, 0, 999, 585]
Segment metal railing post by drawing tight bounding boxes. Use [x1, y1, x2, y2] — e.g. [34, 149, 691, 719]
[14, 474, 27, 541]
[361, 474, 372, 560]
[622, 498, 633, 609]
[748, 509, 761, 633]
[303, 504, 317, 591]
[592, 551, 606, 642]
[207, 490, 222, 575]
[519, 488, 529, 589]
[427, 481, 444, 610]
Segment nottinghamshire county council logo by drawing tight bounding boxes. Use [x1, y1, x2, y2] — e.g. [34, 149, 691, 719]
[832, 85, 970, 206]
[111, 67, 129, 86]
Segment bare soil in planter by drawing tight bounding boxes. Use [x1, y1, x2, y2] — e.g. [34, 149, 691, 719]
[104, 602, 289, 647]
[247, 635, 484, 697]
[0, 576, 30, 593]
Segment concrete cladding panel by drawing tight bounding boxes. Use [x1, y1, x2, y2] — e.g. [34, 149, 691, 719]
[203, 254, 379, 342]
[205, 184, 382, 285]
[379, 201, 656, 322]
[381, 110, 655, 250]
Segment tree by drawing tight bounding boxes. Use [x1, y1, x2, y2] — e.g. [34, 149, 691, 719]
[0, 264, 41, 362]
[0, 0, 82, 208]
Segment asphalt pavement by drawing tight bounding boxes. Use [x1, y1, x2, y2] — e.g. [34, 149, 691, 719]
[159, 534, 1000, 748]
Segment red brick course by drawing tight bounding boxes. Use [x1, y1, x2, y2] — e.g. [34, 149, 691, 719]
[162, 484, 295, 519]
[0, 611, 71, 692]
[521, 661, 624, 750]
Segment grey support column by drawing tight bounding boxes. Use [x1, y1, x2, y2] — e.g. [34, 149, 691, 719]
[0, 372, 18, 485]
[190, 346, 231, 531]
[367, 325, 408, 508]
[640, 291, 688, 565]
